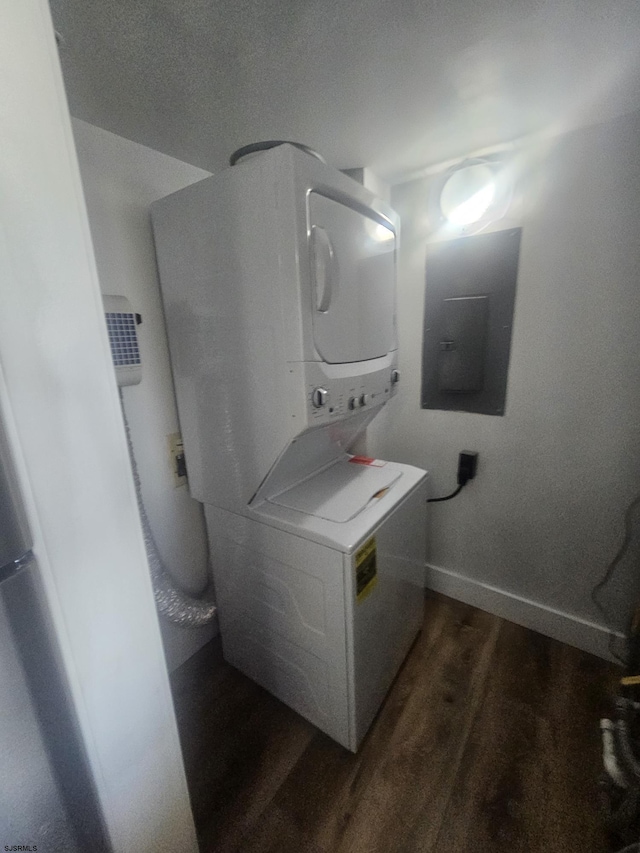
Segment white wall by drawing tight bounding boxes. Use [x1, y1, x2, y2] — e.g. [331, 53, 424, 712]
[71, 118, 217, 670]
[369, 111, 640, 658]
[0, 3, 197, 849]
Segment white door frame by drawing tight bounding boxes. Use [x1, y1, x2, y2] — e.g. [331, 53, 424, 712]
[0, 4, 198, 851]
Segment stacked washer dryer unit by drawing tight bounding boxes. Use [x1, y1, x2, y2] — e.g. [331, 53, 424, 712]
[152, 144, 428, 751]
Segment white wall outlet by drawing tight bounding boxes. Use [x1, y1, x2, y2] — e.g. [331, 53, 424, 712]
[167, 432, 187, 487]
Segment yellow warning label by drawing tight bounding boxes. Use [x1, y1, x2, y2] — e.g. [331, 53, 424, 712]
[355, 537, 378, 603]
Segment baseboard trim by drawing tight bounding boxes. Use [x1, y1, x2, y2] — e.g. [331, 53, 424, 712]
[425, 562, 624, 663]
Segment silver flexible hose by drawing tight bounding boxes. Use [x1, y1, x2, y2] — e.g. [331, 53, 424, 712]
[601, 718, 629, 788]
[615, 699, 640, 783]
[120, 392, 217, 627]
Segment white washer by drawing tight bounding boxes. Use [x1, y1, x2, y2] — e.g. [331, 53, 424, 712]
[206, 458, 427, 751]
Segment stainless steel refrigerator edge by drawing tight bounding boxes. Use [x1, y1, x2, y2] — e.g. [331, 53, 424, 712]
[0, 417, 107, 851]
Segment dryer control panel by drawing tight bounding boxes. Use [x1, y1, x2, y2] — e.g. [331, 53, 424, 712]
[304, 358, 400, 425]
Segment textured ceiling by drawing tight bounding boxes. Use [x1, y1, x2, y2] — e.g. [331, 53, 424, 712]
[50, 0, 640, 180]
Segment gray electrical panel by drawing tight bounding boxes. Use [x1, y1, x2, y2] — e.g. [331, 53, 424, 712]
[422, 228, 521, 416]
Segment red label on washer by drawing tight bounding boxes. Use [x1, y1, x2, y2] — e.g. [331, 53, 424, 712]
[349, 456, 387, 467]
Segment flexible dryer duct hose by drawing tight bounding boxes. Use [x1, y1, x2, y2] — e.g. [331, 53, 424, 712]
[615, 699, 640, 783]
[120, 392, 217, 628]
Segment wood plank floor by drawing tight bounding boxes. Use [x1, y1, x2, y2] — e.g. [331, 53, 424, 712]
[170, 593, 618, 853]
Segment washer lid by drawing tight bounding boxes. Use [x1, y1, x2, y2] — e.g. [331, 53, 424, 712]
[267, 458, 401, 523]
[251, 459, 428, 553]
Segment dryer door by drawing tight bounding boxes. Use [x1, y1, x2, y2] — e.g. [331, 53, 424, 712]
[308, 192, 396, 364]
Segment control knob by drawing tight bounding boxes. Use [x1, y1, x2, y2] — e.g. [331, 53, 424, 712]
[359, 393, 369, 407]
[348, 396, 358, 410]
[391, 369, 400, 385]
[311, 387, 329, 408]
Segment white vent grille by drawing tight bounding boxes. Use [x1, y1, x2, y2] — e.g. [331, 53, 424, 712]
[102, 295, 142, 386]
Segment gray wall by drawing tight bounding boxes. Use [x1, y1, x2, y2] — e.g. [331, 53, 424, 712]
[369, 111, 640, 657]
[72, 118, 217, 670]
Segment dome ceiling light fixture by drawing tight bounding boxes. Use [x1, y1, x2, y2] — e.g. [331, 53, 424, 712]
[435, 157, 513, 236]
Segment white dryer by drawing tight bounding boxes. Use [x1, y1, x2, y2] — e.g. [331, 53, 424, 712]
[152, 144, 428, 750]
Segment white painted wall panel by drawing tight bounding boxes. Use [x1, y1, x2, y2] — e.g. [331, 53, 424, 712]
[71, 118, 217, 669]
[0, 3, 197, 849]
[369, 112, 640, 656]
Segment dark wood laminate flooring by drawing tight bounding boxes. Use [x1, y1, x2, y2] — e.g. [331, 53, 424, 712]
[170, 593, 618, 853]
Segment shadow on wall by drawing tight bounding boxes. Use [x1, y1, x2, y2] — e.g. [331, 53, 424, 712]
[367, 109, 640, 658]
